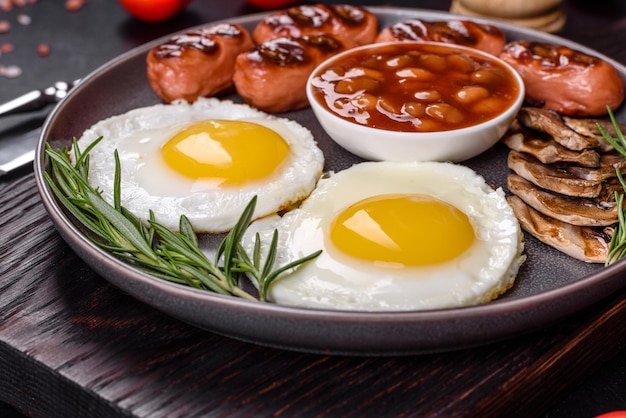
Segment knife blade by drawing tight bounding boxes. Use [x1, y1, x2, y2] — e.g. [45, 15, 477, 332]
[0, 127, 41, 176]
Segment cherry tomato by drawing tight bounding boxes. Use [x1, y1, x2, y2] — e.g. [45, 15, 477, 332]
[118, 0, 191, 23]
[595, 412, 626, 418]
[244, 0, 300, 10]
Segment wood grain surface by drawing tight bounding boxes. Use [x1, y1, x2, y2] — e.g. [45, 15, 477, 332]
[1, 172, 626, 417]
[1, 0, 626, 417]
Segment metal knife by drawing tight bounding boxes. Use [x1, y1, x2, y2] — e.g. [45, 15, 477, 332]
[0, 127, 41, 176]
[0, 79, 80, 177]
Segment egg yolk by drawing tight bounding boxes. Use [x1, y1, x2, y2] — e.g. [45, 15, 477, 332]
[329, 194, 475, 266]
[161, 120, 289, 186]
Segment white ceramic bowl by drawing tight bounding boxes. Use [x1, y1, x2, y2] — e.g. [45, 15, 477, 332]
[306, 41, 525, 163]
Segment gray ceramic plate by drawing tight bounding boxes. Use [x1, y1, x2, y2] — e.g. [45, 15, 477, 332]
[34, 7, 626, 356]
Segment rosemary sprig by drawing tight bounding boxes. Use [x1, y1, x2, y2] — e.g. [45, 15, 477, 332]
[234, 230, 322, 301]
[598, 107, 626, 266]
[606, 172, 626, 265]
[44, 138, 321, 301]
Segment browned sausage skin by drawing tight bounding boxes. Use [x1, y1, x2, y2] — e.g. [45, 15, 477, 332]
[147, 23, 254, 103]
[233, 34, 358, 113]
[375, 19, 506, 56]
[499, 40, 625, 117]
[252, 4, 377, 46]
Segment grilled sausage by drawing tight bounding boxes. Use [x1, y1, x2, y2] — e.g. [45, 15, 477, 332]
[233, 34, 358, 113]
[252, 4, 377, 46]
[146, 23, 253, 103]
[376, 19, 506, 56]
[499, 40, 625, 117]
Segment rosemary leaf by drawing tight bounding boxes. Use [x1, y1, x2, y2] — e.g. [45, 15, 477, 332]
[73, 136, 102, 167]
[44, 138, 321, 301]
[121, 206, 152, 243]
[217, 196, 257, 287]
[600, 106, 626, 266]
[177, 264, 233, 295]
[233, 231, 323, 302]
[113, 150, 122, 211]
[83, 187, 157, 260]
[45, 172, 106, 240]
[259, 249, 323, 301]
[261, 230, 279, 279]
[151, 222, 223, 277]
[179, 215, 198, 247]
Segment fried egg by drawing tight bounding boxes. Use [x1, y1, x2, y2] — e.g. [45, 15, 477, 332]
[73, 98, 325, 233]
[242, 161, 525, 311]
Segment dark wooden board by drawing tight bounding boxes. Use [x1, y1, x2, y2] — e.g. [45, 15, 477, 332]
[2, 171, 626, 417]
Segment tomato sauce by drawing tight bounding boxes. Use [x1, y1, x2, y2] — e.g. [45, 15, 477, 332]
[310, 42, 520, 132]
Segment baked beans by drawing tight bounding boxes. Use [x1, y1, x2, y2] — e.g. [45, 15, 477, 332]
[310, 42, 520, 132]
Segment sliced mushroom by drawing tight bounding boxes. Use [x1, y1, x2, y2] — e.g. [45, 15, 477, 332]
[507, 174, 617, 226]
[502, 131, 600, 167]
[506, 195, 610, 263]
[563, 153, 626, 181]
[562, 115, 626, 151]
[507, 150, 603, 198]
[517, 107, 604, 151]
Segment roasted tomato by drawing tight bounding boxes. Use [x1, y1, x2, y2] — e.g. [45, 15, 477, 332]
[118, 0, 191, 23]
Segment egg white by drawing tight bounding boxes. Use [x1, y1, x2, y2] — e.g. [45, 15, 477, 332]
[72, 98, 325, 233]
[242, 161, 525, 312]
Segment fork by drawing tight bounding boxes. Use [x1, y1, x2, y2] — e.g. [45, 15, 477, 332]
[0, 79, 80, 118]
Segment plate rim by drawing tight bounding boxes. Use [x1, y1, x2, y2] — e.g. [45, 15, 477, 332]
[34, 6, 626, 356]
